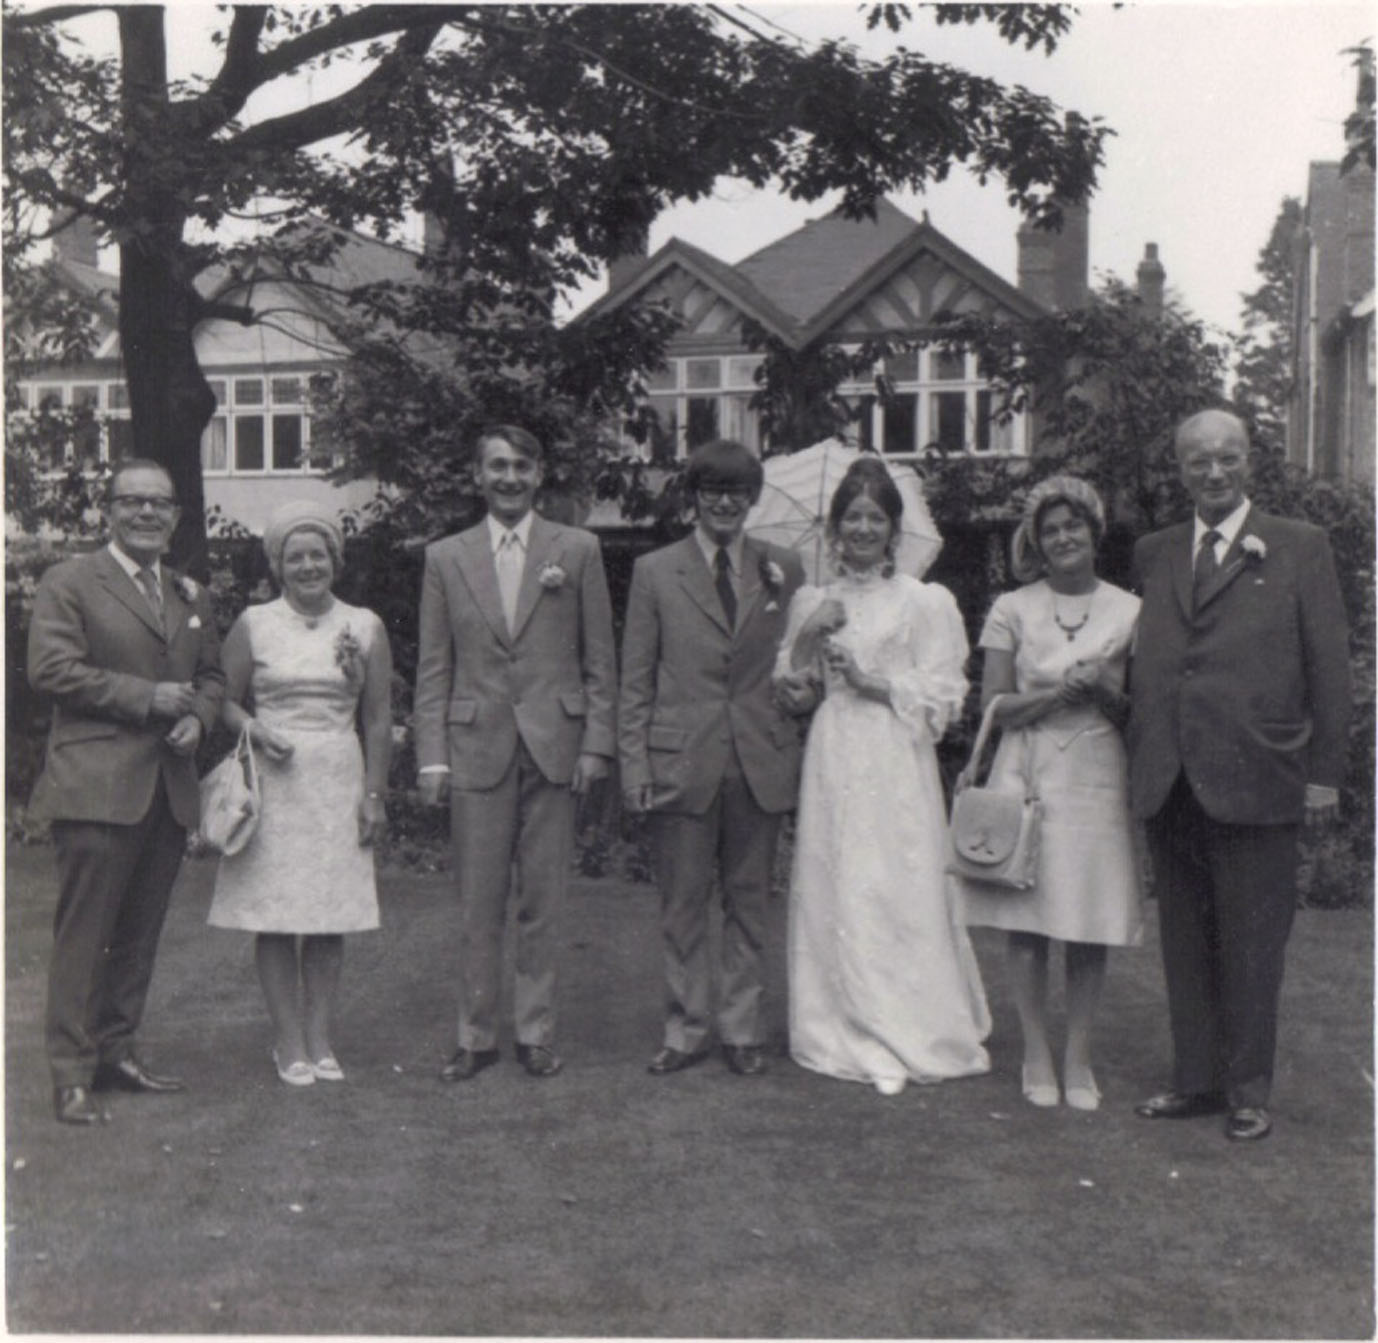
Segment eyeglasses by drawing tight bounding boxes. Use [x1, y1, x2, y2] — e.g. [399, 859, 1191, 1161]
[696, 484, 753, 504]
[112, 494, 178, 514]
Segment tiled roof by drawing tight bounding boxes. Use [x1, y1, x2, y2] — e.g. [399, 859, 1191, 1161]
[736, 198, 920, 324]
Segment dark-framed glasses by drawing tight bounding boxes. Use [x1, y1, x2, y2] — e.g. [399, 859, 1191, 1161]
[696, 483, 753, 504]
[113, 494, 178, 514]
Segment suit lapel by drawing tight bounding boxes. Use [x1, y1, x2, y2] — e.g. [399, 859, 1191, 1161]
[454, 524, 511, 647]
[162, 571, 189, 642]
[736, 539, 766, 630]
[510, 514, 556, 643]
[676, 537, 732, 637]
[1168, 527, 1194, 622]
[95, 550, 165, 641]
[1195, 510, 1257, 613]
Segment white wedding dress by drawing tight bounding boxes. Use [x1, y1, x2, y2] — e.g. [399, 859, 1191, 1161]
[777, 572, 991, 1091]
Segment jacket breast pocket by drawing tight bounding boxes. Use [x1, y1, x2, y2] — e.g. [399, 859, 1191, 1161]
[648, 725, 688, 754]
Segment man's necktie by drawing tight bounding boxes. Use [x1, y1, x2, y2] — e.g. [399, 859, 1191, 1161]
[496, 530, 523, 633]
[714, 546, 737, 629]
[135, 566, 165, 633]
[1193, 528, 1221, 609]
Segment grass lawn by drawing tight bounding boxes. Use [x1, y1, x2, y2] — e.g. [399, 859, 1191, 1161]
[5, 842, 1373, 1337]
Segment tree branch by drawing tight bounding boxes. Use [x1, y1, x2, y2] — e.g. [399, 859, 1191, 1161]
[174, 6, 268, 137]
[226, 22, 444, 155]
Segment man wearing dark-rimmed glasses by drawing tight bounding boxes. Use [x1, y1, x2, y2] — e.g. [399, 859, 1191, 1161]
[619, 439, 810, 1077]
[27, 458, 223, 1124]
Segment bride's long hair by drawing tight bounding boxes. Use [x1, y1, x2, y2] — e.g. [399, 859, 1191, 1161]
[826, 457, 903, 578]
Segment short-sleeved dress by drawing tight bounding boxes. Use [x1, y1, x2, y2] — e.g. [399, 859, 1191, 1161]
[779, 572, 991, 1089]
[958, 579, 1144, 946]
[208, 597, 381, 934]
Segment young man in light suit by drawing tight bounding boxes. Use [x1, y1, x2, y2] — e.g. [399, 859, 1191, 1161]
[27, 459, 224, 1125]
[619, 439, 812, 1077]
[415, 425, 616, 1081]
[1127, 409, 1351, 1141]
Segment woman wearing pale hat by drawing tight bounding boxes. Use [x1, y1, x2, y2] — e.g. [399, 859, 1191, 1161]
[208, 501, 393, 1085]
[955, 476, 1144, 1111]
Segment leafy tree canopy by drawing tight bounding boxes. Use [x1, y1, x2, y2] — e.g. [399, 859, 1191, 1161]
[3, 2, 1109, 571]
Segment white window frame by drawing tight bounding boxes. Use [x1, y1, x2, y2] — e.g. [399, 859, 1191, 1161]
[623, 355, 765, 460]
[839, 347, 1027, 459]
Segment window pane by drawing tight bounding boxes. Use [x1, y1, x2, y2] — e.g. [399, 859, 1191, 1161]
[685, 359, 720, 391]
[75, 417, 101, 468]
[37, 388, 63, 411]
[270, 376, 304, 405]
[234, 378, 264, 407]
[206, 380, 226, 408]
[271, 414, 303, 470]
[108, 382, 129, 410]
[931, 349, 966, 381]
[726, 357, 760, 389]
[883, 351, 919, 382]
[930, 391, 967, 452]
[720, 393, 761, 451]
[201, 416, 228, 471]
[235, 415, 265, 470]
[644, 365, 676, 392]
[108, 418, 135, 463]
[846, 395, 876, 451]
[71, 384, 100, 409]
[307, 418, 335, 471]
[686, 395, 719, 447]
[882, 392, 917, 454]
[976, 391, 1014, 454]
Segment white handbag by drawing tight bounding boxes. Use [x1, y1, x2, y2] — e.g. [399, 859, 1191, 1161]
[946, 694, 1041, 891]
[198, 727, 261, 856]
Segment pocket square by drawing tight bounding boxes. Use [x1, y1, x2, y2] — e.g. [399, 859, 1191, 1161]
[188, 615, 202, 629]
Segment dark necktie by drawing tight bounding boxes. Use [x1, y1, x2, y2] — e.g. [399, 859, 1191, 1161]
[135, 566, 164, 632]
[1193, 529, 1221, 609]
[714, 546, 737, 629]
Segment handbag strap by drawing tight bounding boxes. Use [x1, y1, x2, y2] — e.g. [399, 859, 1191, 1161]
[958, 693, 1037, 798]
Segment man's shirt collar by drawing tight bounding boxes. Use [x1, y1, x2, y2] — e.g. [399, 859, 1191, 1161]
[694, 527, 745, 574]
[487, 511, 534, 553]
[1193, 498, 1251, 552]
[108, 542, 161, 582]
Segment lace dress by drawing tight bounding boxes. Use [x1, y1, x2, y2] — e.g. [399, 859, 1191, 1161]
[777, 573, 991, 1089]
[208, 598, 381, 934]
[958, 580, 1144, 946]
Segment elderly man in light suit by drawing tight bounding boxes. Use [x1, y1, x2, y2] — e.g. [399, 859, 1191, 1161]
[620, 438, 811, 1078]
[1128, 409, 1351, 1142]
[415, 425, 616, 1081]
[28, 459, 224, 1125]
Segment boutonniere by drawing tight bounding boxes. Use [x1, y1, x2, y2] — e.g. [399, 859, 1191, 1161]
[759, 555, 786, 612]
[538, 562, 567, 590]
[173, 574, 198, 603]
[1240, 535, 1267, 563]
[188, 615, 202, 630]
[333, 625, 364, 685]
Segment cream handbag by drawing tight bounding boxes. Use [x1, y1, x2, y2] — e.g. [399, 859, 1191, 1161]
[947, 695, 1041, 891]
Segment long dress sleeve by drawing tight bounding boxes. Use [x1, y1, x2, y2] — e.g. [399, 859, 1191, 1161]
[888, 581, 969, 742]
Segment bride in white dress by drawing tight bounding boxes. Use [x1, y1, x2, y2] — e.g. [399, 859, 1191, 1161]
[774, 458, 990, 1095]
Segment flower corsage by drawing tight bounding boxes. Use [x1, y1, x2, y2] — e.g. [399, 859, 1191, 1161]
[173, 574, 199, 603]
[759, 555, 786, 612]
[1240, 535, 1267, 563]
[538, 562, 568, 590]
[334, 625, 365, 686]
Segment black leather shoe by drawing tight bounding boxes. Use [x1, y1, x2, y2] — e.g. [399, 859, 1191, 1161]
[94, 1057, 185, 1093]
[439, 1048, 500, 1082]
[1225, 1106, 1272, 1141]
[723, 1044, 767, 1077]
[515, 1044, 563, 1078]
[1135, 1090, 1228, 1120]
[54, 1085, 101, 1125]
[647, 1046, 711, 1075]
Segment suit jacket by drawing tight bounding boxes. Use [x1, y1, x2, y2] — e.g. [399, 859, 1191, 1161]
[27, 548, 225, 829]
[1127, 507, 1351, 825]
[413, 513, 616, 789]
[619, 535, 805, 816]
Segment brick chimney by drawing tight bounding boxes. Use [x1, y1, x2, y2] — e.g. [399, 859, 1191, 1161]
[53, 212, 100, 269]
[1017, 199, 1089, 311]
[608, 228, 649, 292]
[1136, 242, 1166, 316]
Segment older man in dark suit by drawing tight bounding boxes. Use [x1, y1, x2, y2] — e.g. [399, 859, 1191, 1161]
[28, 459, 224, 1124]
[1127, 409, 1351, 1141]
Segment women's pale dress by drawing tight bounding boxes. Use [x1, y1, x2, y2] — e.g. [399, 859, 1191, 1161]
[959, 579, 1144, 946]
[778, 572, 991, 1089]
[208, 598, 381, 934]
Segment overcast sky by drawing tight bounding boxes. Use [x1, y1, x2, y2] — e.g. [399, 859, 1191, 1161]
[73, 1, 1376, 341]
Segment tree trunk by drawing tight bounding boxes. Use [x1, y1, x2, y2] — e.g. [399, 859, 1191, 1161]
[117, 7, 214, 579]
